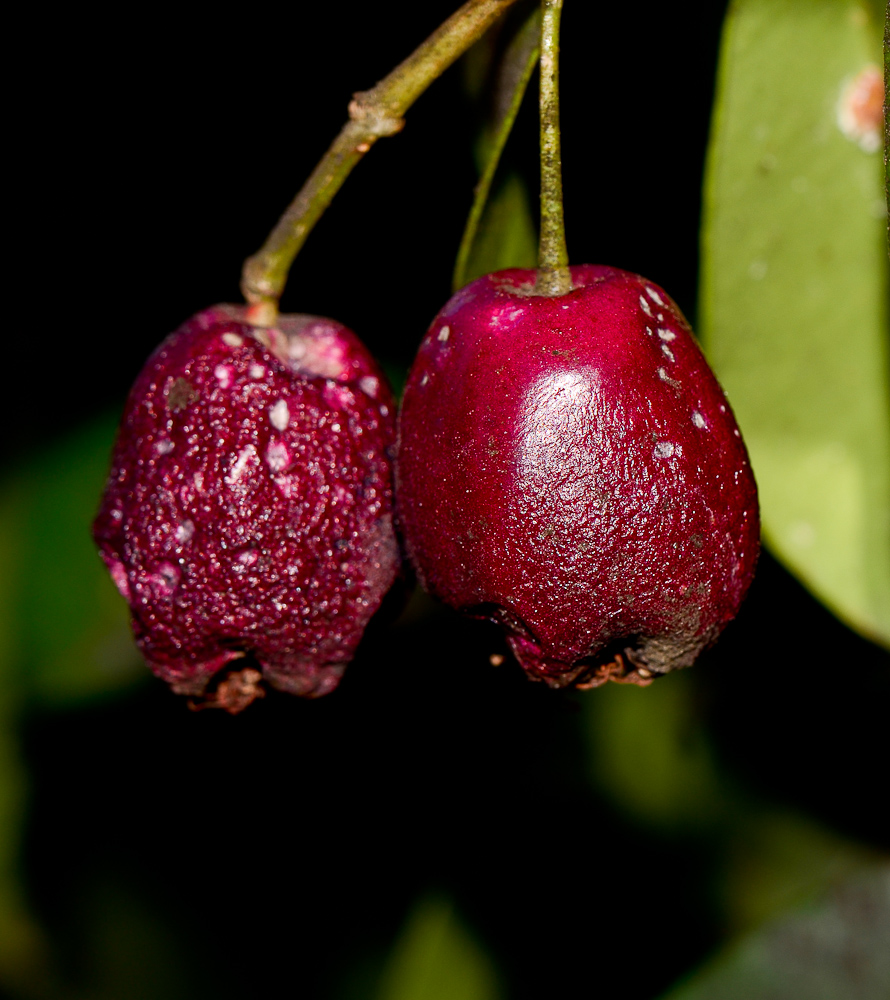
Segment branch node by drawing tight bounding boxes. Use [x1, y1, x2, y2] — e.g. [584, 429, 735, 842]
[348, 96, 406, 137]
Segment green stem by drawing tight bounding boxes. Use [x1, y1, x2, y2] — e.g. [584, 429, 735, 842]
[452, 6, 541, 291]
[534, 0, 571, 296]
[241, 0, 520, 323]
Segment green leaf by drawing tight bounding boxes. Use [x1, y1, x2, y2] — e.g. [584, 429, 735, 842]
[661, 863, 890, 1000]
[458, 172, 538, 287]
[7, 415, 144, 706]
[375, 895, 502, 1000]
[0, 491, 53, 995]
[453, 8, 540, 291]
[700, 0, 890, 647]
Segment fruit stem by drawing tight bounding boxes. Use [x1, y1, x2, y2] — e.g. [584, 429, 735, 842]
[534, 0, 571, 296]
[241, 0, 520, 324]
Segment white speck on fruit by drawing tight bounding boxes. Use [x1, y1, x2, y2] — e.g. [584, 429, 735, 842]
[270, 399, 290, 431]
[438, 326, 451, 342]
[250, 364, 265, 379]
[150, 562, 180, 596]
[692, 411, 706, 429]
[654, 441, 675, 458]
[646, 286, 664, 306]
[194, 471, 204, 491]
[273, 475, 295, 498]
[176, 519, 195, 543]
[214, 364, 233, 388]
[266, 440, 290, 473]
[657, 328, 676, 342]
[658, 367, 680, 388]
[323, 383, 355, 410]
[421, 374, 429, 386]
[646, 326, 654, 336]
[734, 429, 741, 437]
[226, 445, 258, 485]
[331, 423, 342, 433]
[720, 404, 726, 413]
[108, 559, 131, 600]
[222, 332, 244, 348]
[156, 439, 174, 455]
[639, 295, 652, 316]
[657, 313, 664, 322]
[359, 375, 379, 398]
[661, 344, 675, 362]
[237, 549, 259, 567]
[488, 305, 525, 330]
[380, 404, 390, 417]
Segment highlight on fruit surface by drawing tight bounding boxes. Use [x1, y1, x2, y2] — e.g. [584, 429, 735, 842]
[93, 305, 400, 711]
[396, 265, 760, 689]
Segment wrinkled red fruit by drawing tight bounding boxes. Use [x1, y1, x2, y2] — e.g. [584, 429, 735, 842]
[397, 266, 759, 689]
[94, 304, 399, 708]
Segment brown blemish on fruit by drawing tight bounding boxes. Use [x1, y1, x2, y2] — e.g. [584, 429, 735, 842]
[165, 377, 198, 412]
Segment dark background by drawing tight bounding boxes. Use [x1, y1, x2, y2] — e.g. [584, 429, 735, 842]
[8, 1, 890, 998]
[11, 0, 729, 462]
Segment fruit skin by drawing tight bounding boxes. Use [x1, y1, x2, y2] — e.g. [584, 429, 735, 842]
[93, 304, 399, 705]
[396, 265, 759, 689]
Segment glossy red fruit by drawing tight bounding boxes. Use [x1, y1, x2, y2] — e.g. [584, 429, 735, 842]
[94, 304, 399, 709]
[397, 265, 759, 689]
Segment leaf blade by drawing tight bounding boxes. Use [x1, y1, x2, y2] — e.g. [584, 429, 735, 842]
[453, 8, 540, 291]
[701, 0, 890, 646]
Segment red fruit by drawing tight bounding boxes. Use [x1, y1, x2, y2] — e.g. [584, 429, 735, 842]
[396, 266, 759, 689]
[94, 304, 399, 709]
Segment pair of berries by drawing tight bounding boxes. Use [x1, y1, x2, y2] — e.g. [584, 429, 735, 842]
[93, 266, 759, 711]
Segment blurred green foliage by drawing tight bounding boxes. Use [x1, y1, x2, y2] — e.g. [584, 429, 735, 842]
[585, 675, 876, 939]
[0, 490, 49, 993]
[11, 418, 144, 707]
[663, 863, 890, 1000]
[0, 419, 144, 995]
[373, 895, 501, 1000]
